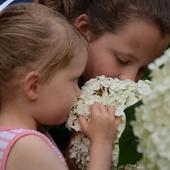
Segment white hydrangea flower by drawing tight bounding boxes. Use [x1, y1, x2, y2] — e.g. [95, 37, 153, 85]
[148, 47, 170, 70]
[115, 163, 144, 170]
[66, 75, 151, 169]
[132, 47, 170, 170]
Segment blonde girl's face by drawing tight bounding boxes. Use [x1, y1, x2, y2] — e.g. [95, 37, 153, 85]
[83, 21, 170, 82]
[34, 49, 87, 125]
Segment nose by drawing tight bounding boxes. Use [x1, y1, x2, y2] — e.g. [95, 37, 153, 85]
[118, 71, 137, 82]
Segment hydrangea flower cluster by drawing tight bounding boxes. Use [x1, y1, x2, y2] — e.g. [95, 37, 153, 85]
[66, 75, 151, 170]
[132, 47, 170, 170]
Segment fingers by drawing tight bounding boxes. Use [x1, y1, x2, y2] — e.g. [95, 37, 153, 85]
[90, 103, 101, 116]
[106, 105, 116, 115]
[115, 115, 121, 127]
[78, 115, 88, 133]
[90, 103, 116, 117]
[78, 103, 121, 142]
[90, 103, 110, 117]
[106, 106, 121, 125]
[89, 103, 120, 127]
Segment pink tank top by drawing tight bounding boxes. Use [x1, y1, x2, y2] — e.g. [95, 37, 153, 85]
[0, 126, 68, 170]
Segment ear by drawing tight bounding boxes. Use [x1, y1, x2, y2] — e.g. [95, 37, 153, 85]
[24, 71, 40, 101]
[74, 14, 91, 41]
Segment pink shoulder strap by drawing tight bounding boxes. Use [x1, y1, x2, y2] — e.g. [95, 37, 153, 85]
[0, 128, 68, 170]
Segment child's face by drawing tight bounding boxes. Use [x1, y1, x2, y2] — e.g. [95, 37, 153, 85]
[83, 21, 170, 82]
[35, 48, 87, 125]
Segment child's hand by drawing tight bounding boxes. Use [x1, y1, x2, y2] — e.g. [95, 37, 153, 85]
[78, 103, 121, 145]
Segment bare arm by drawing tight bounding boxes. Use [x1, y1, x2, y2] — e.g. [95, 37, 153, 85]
[6, 135, 68, 170]
[78, 104, 121, 170]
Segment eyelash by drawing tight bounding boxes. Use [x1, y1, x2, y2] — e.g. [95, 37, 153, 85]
[74, 76, 80, 83]
[116, 55, 129, 65]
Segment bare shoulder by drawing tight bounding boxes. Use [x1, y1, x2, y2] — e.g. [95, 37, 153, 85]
[6, 135, 68, 170]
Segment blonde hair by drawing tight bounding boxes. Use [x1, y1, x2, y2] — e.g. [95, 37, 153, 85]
[0, 3, 88, 108]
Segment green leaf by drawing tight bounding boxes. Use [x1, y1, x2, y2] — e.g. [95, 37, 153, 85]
[141, 68, 152, 80]
[118, 101, 143, 167]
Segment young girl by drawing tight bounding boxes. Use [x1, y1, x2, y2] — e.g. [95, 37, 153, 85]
[0, 3, 121, 170]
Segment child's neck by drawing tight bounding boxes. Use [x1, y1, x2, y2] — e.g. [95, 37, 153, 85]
[0, 107, 37, 130]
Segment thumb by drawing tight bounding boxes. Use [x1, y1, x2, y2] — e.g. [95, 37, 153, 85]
[78, 116, 88, 133]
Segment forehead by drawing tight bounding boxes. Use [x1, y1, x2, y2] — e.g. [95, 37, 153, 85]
[110, 21, 169, 63]
[67, 47, 88, 70]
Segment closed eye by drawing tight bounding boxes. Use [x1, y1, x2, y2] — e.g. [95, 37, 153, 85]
[74, 76, 80, 83]
[115, 55, 129, 65]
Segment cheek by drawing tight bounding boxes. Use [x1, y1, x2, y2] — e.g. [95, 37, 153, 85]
[97, 65, 118, 78]
[84, 58, 119, 81]
[62, 86, 77, 105]
[50, 97, 74, 124]
[83, 61, 119, 81]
